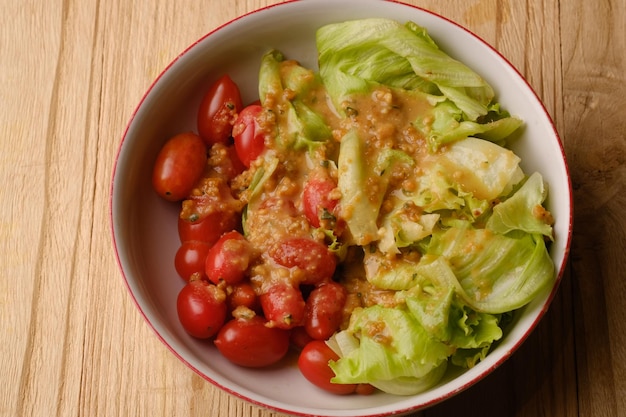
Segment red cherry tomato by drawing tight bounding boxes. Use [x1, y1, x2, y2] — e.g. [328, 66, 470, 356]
[304, 282, 347, 340]
[215, 316, 290, 367]
[174, 241, 212, 281]
[355, 383, 376, 396]
[270, 238, 337, 285]
[227, 282, 259, 313]
[215, 145, 246, 180]
[152, 132, 207, 201]
[197, 75, 243, 145]
[290, 326, 314, 351]
[232, 104, 266, 167]
[204, 142, 245, 182]
[176, 280, 227, 339]
[259, 282, 306, 330]
[178, 211, 238, 245]
[205, 231, 251, 285]
[302, 177, 339, 228]
[298, 340, 357, 395]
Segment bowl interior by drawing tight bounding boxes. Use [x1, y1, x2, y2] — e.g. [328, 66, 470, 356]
[111, 1, 572, 416]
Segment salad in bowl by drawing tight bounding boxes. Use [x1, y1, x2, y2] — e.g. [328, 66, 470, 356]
[151, 17, 556, 395]
[112, 1, 571, 415]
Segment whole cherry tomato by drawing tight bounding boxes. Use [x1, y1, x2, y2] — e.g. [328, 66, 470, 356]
[205, 231, 251, 286]
[298, 340, 357, 395]
[197, 75, 243, 145]
[152, 132, 207, 202]
[177, 211, 238, 245]
[259, 281, 306, 330]
[304, 282, 347, 340]
[232, 104, 266, 167]
[302, 177, 339, 228]
[215, 316, 290, 367]
[176, 279, 227, 339]
[270, 238, 337, 285]
[174, 240, 212, 281]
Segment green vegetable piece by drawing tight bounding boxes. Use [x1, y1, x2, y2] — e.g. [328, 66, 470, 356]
[328, 305, 452, 394]
[486, 171, 554, 239]
[317, 18, 493, 118]
[337, 129, 382, 245]
[428, 228, 555, 313]
[258, 50, 331, 151]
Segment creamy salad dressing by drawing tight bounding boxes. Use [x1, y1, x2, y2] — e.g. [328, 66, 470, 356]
[242, 56, 446, 326]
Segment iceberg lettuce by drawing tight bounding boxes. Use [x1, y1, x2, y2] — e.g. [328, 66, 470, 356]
[316, 18, 522, 150]
[427, 227, 554, 313]
[337, 130, 414, 245]
[486, 171, 554, 239]
[258, 50, 332, 151]
[317, 18, 494, 118]
[336, 129, 381, 245]
[328, 305, 453, 393]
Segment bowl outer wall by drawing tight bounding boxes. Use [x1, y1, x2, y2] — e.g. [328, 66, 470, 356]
[110, 0, 573, 416]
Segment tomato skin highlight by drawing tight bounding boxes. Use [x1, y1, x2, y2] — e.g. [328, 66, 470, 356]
[304, 282, 347, 340]
[197, 75, 243, 145]
[260, 282, 306, 330]
[205, 231, 251, 285]
[302, 177, 339, 228]
[174, 241, 212, 281]
[152, 132, 207, 202]
[232, 104, 266, 167]
[215, 316, 290, 367]
[298, 340, 357, 395]
[176, 280, 227, 339]
[270, 238, 337, 285]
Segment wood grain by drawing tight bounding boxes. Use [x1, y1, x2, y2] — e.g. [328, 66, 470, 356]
[561, 0, 626, 416]
[1, 0, 624, 416]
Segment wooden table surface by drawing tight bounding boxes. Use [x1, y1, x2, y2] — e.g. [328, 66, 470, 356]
[2, 0, 625, 416]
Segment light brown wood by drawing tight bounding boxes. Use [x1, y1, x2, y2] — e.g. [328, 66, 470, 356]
[1, 0, 624, 416]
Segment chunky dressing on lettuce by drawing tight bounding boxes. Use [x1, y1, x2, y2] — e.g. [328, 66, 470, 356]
[240, 18, 555, 395]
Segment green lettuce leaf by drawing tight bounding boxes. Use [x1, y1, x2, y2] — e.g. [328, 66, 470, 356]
[316, 18, 522, 150]
[486, 171, 554, 239]
[363, 250, 424, 291]
[328, 305, 453, 394]
[258, 50, 332, 151]
[413, 99, 523, 151]
[246, 152, 279, 203]
[317, 18, 494, 118]
[427, 227, 555, 313]
[392, 256, 502, 347]
[369, 363, 448, 396]
[336, 129, 380, 245]
[437, 137, 525, 201]
[337, 131, 413, 245]
[397, 137, 523, 218]
[378, 207, 440, 255]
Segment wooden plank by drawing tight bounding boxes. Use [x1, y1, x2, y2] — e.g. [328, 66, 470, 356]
[560, 0, 626, 416]
[3, 0, 623, 416]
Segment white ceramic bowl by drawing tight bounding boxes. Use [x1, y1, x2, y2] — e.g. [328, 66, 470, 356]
[111, 1, 573, 415]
